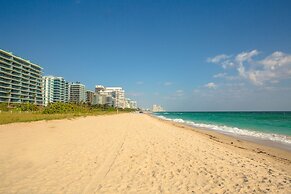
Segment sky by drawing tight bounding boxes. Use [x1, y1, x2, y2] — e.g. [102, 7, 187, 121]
[1, 0, 291, 111]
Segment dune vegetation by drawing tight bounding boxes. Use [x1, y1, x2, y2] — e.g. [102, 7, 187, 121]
[0, 102, 134, 125]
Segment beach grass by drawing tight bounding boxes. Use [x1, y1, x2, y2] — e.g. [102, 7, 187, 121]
[0, 102, 136, 125]
[0, 101, 138, 125]
[0, 110, 128, 125]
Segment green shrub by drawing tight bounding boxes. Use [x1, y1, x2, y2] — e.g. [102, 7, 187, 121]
[43, 102, 77, 114]
[15, 103, 40, 112]
[0, 103, 9, 111]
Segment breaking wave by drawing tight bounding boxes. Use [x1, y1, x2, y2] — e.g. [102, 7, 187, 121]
[155, 115, 291, 145]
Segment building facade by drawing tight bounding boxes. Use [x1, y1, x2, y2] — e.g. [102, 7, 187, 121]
[94, 85, 135, 108]
[125, 98, 137, 109]
[43, 76, 69, 106]
[86, 90, 95, 105]
[152, 104, 164, 112]
[0, 49, 43, 105]
[95, 85, 114, 107]
[104, 87, 125, 108]
[69, 82, 86, 103]
[95, 85, 105, 93]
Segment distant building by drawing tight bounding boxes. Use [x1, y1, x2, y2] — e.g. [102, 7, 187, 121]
[93, 93, 104, 105]
[95, 85, 109, 106]
[43, 76, 69, 106]
[130, 100, 137, 109]
[99, 90, 115, 107]
[69, 82, 86, 103]
[105, 87, 125, 108]
[0, 49, 43, 105]
[86, 90, 94, 104]
[152, 104, 164, 112]
[94, 85, 137, 108]
[125, 98, 137, 109]
[95, 85, 122, 107]
[95, 85, 105, 93]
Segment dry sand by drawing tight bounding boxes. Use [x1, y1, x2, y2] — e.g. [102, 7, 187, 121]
[0, 113, 290, 193]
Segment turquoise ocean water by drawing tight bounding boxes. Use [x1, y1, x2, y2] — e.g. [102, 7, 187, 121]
[154, 112, 291, 146]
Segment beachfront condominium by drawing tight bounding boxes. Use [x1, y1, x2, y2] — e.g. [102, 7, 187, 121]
[104, 87, 125, 108]
[152, 104, 164, 112]
[125, 98, 137, 109]
[0, 49, 43, 105]
[69, 82, 86, 103]
[43, 76, 70, 106]
[94, 85, 138, 108]
[95, 85, 105, 93]
[94, 86, 113, 107]
[86, 90, 95, 105]
[95, 85, 125, 108]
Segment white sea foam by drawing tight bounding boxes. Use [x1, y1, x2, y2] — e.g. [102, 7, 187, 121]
[155, 115, 291, 145]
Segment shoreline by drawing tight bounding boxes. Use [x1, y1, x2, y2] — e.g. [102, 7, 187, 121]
[151, 114, 291, 152]
[149, 114, 291, 164]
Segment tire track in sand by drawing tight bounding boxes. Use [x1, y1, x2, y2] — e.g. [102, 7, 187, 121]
[82, 117, 129, 194]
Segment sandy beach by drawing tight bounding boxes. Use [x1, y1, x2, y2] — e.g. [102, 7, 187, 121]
[0, 113, 290, 193]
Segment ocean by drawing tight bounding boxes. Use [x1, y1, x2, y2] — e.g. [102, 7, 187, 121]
[154, 112, 291, 148]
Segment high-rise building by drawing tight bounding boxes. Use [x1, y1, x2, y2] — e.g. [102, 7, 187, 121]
[42, 76, 69, 106]
[0, 49, 43, 105]
[95, 85, 115, 107]
[125, 98, 138, 109]
[86, 90, 95, 105]
[98, 90, 115, 107]
[95, 85, 105, 93]
[130, 100, 137, 109]
[152, 104, 164, 112]
[94, 85, 135, 108]
[69, 82, 86, 103]
[104, 87, 125, 108]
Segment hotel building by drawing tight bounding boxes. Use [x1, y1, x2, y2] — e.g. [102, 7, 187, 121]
[69, 82, 86, 103]
[95, 85, 126, 108]
[152, 104, 164, 112]
[86, 90, 95, 105]
[0, 49, 43, 105]
[104, 87, 125, 108]
[125, 98, 137, 109]
[43, 76, 70, 106]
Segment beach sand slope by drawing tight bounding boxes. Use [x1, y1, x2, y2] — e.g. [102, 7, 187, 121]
[0, 113, 290, 193]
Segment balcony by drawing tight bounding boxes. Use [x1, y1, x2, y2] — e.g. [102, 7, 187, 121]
[0, 78, 11, 83]
[11, 85, 21, 89]
[0, 67, 12, 73]
[11, 76, 21, 81]
[0, 57, 12, 64]
[0, 62, 11, 69]
[0, 51, 12, 59]
[11, 62, 22, 68]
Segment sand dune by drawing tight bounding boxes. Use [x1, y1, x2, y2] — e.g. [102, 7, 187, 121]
[0, 113, 290, 193]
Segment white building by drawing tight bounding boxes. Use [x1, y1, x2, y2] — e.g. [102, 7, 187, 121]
[125, 98, 137, 109]
[93, 85, 137, 109]
[69, 82, 86, 103]
[94, 85, 125, 108]
[104, 87, 125, 108]
[152, 104, 164, 112]
[99, 90, 115, 107]
[95, 85, 105, 93]
[43, 76, 69, 106]
[130, 100, 137, 109]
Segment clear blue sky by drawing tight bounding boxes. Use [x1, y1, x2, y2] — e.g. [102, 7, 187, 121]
[1, 0, 291, 110]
